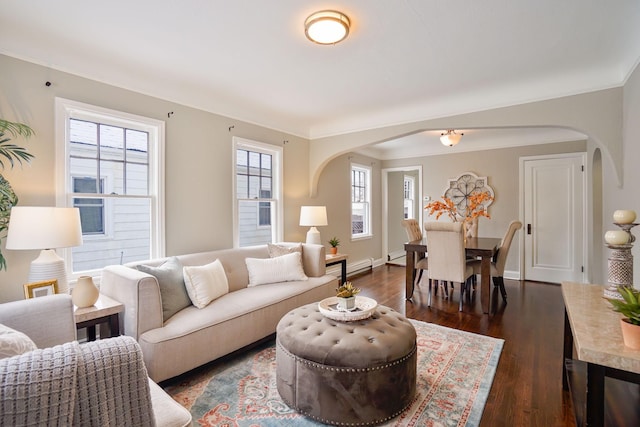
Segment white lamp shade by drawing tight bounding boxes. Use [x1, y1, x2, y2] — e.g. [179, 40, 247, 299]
[6, 207, 83, 250]
[299, 206, 328, 227]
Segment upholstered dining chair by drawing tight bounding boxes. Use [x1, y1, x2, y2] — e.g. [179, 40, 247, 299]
[469, 220, 523, 301]
[424, 222, 474, 311]
[401, 219, 429, 287]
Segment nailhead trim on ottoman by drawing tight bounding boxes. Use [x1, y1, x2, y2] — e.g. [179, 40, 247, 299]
[276, 303, 417, 426]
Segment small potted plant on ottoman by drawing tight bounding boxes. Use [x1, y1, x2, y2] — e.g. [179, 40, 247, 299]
[328, 236, 340, 255]
[336, 281, 360, 311]
[606, 286, 640, 350]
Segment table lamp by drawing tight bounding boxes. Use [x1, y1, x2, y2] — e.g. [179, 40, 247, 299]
[6, 206, 83, 294]
[299, 206, 328, 245]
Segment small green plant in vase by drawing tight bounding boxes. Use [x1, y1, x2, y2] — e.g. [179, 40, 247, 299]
[336, 281, 360, 311]
[328, 236, 340, 255]
[606, 286, 640, 350]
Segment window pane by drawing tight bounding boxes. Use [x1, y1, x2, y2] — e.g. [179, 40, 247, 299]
[126, 163, 148, 195]
[261, 154, 272, 177]
[71, 198, 151, 271]
[248, 176, 260, 199]
[74, 199, 104, 234]
[100, 124, 124, 161]
[69, 119, 98, 158]
[261, 177, 272, 195]
[259, 200, 272, 226]
[236, 174, 248, 198]
[126, 129, 148, 163]
[238, 200, 272, 246]
[249, 151, 260, 171]
[352, 202, 366, 235]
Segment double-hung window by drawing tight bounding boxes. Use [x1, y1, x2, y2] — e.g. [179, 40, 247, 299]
[55, 98, 164, 278]
[404, 175, 415, 219]
[233, 137, 282, 247]
[351, 163, 372, 238]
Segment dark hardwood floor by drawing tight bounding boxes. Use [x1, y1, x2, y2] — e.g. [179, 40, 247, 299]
[351, 263, 576, 427]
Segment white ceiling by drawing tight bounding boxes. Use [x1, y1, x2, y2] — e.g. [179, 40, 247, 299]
[1, 0, 639, 143]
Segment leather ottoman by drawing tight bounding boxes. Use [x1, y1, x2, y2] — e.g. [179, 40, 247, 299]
[276, 303, 417, 426]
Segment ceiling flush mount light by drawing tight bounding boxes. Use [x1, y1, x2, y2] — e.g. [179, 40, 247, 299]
[305, 10, 350, 45]
[440, 130, 464, 147]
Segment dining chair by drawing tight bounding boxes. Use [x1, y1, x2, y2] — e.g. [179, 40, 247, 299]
[401, 219, 429, 287]
[469, 220, 523, 301]
[424, 222, 474, 311]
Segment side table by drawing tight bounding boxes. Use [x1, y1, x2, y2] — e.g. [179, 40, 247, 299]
[326, 253, 348, 285]
[562, 281, 640, 426]
[74, 293, 124, 342]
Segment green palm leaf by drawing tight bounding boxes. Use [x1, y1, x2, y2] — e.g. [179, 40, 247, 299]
[0, 132, 35, 169]
[0, 119, 34, 139]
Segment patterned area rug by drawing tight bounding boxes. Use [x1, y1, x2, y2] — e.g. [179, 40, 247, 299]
[164, 320, 503, 426]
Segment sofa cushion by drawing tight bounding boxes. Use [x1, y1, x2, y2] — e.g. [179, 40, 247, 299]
[137, 257, 191, 322]
[268, 242, 302, 258]
[246, 252, 308, 287]
[0, 323, 37, 359]
[183, 259, 229, 309]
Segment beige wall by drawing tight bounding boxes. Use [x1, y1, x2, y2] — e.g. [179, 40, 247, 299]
[313, 153, 382, 269]
[0, 54, 312, 302]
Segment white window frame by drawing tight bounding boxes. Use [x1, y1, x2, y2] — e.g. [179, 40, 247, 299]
[55, 98, 165, 281]
[232, 137, 283, 247]
[351, 163, 372, 240]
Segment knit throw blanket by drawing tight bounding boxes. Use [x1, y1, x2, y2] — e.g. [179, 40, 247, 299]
[0, 336, 156, 427]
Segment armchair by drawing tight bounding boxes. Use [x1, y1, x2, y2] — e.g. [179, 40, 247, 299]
[0, 294, 191, 427]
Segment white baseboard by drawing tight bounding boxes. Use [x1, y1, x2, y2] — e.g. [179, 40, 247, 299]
[326, 257, 377, 279]
[387, 250, 405, 261]
[503, 270, 521, 280]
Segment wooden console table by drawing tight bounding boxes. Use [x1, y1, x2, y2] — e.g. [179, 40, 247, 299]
[562, 281, 640, 426]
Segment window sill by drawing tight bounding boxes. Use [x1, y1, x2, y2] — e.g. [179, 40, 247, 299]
[351, 234, 373, 242]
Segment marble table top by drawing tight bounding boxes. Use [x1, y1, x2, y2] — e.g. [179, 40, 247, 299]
[562, 281, 640, 374]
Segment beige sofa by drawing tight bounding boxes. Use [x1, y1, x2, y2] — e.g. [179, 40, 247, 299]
[0, 294, 191, 427]
[100, 243, 337, 382]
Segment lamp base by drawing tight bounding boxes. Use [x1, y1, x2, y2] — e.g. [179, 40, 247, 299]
[28, 249, 69, 294]
[306, 227, 321, 245]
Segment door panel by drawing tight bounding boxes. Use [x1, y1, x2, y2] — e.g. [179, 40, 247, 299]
[523, 154, 585, 283]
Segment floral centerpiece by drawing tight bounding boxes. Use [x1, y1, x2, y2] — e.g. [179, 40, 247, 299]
[424, 191, 494, 237]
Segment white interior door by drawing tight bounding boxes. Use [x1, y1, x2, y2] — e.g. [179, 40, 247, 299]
[521, 153, 586, 283]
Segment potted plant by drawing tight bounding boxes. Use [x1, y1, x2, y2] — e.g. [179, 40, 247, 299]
[0, 119, 34, 270]
[328, 236, 340, 255]
[335, 281, 360, 311]
[606, 286, 640, 350]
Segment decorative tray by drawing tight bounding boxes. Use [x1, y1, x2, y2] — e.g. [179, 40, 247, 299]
[318, 296, 378, 322]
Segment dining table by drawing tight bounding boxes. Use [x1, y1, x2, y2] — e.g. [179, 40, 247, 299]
[404, 236, 502, 314]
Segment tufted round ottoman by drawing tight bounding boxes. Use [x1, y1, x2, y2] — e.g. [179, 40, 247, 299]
[276, 303, 417, 426]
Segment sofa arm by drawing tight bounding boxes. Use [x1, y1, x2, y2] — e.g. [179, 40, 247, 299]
[100, 265, 164, 340]
[301, 243, 327, 277]
[0, 294, 75, 348]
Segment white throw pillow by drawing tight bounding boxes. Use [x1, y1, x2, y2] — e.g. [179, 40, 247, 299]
[267, 243, 302, 258]
[183, 259, 229, 309]
[246, 252, 308, 287]
[0, 323, 37, 359]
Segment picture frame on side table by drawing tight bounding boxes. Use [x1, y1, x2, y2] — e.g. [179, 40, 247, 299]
[23, 279, 58, 299]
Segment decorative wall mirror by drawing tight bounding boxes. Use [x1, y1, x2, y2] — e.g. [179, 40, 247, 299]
[443, 172, 494, 217]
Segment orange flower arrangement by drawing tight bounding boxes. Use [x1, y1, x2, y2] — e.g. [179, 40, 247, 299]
[425, 191, 494, 223]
